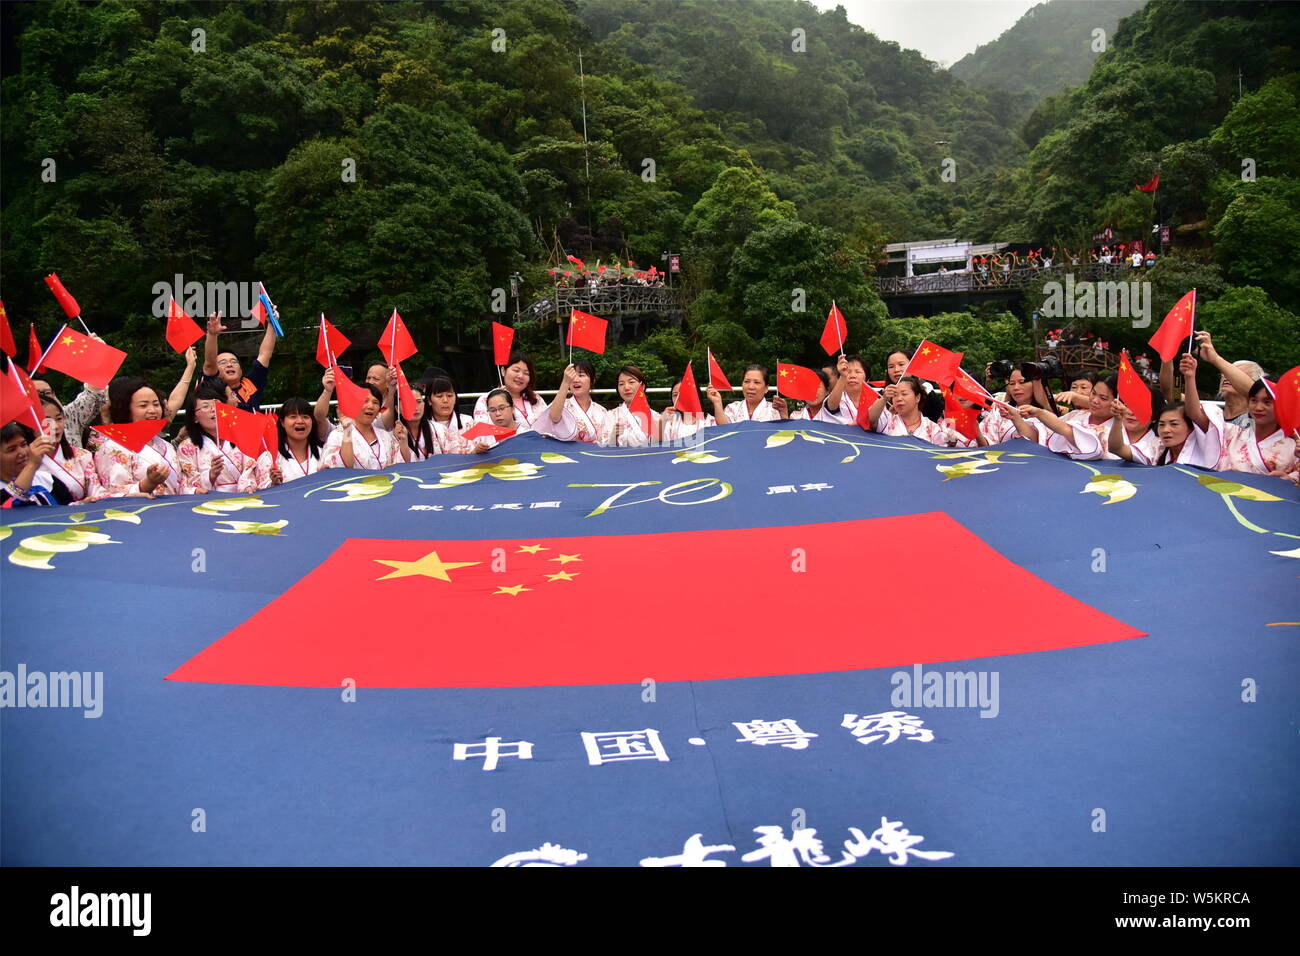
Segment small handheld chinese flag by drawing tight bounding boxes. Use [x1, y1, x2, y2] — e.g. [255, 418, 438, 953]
[262, 413, 279, 467]
[394, 362, 417, 420]
[855, 383, 882, 430]
[40, 327, 126, 389]
[943, 385, 981, 442]
[316, 316, 352, 368]
[566, 309, 607, 354]
[776, 363, 821, 402]
[628, 384, 653, 436]
[707, 349, 732, 390]
[165, 298, 205, 354]
[216, 401, 269, 459]
[492, 322, 514, 366]
[27, 324, 43, 374]
[1117, 349, 1152, 426]
[461, 421, 516, 441]
[820, 301, 847, 356]
[92, 419, 169, 454]
[1, 360, 45, 431]
[952, 367, 994, 409]
[378, 309, 418, 366]
[1136, 173, 1159, 193]
[0, 302, 15, 358]
[675, 362, 703, 415]
[905, 341, 963, 387]
[1269, 366, 1300, 437]
[1148, 289, 1195, 362]
[44, 274, 81, 321]
[566, 254, 586, 270]
[331, 365, 370, 421]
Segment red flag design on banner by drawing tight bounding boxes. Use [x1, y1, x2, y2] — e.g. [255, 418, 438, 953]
[1273, 366, 1300, 437]
[331, 365, 370, 421]
[943, 385, 981, 442]
[1117, 349, 1152, 426]
[675, 362, 703, 415]
[492, 322, 514, 366]
[1136, 173, 1159, 193]
[707, 349, 732, 391]
[820, 301, 847, 356]
[165, 298, 205, 354]
[0, 302, 15, 358]
[44, 274, 81, 320]
[905, 341, 963, 387]
[216, 401, 269, 459]
[394, 362, 417, 421]
[40, 327, 126, 389]
[566, 310, 607, 354]
[628, 384, 653, 436]
[1148, 290, 1195, 362]
[92, 419, 169, 454]
[461, 421, 516, 441]
[1, 360, 46, 431]
[167, 516, 1145, 688]
[777, 363, 821, 402]
[316, 317, 352, 368]
[378, 309, 418, 366]
[27, 324, 43, 374]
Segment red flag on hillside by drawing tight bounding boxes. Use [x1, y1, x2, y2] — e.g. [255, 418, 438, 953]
[27, 324, 43, 374]
[707, 349, 732, 391]
[216, 401, 269, 459]
[1148, 290, 1195, 362]
[1268, 368, 1300, 437]
[492, 322, 514, 366]
[378, 309, 417, 366]
[1136, 173, 1159, 193]
[566, 254, 586, 270]
[92, 419, 169, 454]
[461, 421, 516, 441]
[40, 326, 125, 389]
[166, 298, 205, 354]
[776, 363, 821, 402]
[316, 316, 351, 368]
[0, 302, 15, 358]
[905, 341, 963, 387]
[1117, 349, 1152, 427]
[952, 367, 994, 409]
[566, 309, 607, 354]
[943, 385, 981, 442]
[628, 384, 653, 436]
[675, 362, 703, 415]
[331, 365, 370, 421]
[44, 274, 81, 320]
[820, 301, 847, 356]
[1, 360, 46, 431]
[394, 362, 417, 420]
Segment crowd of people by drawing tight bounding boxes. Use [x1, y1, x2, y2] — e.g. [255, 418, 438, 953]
[2, 312, 1295, 507]
[967, 244, 1156, 283]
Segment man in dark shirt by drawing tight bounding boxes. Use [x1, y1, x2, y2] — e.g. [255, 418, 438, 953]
[200, 311, 277, 412]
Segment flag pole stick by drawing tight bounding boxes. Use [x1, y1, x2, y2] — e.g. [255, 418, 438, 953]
[32, 325, 65, 374]
[1186, 288, 1197, 355]
[833, 300, 843, 357]
[10, 364, 46, 433]
[72, 313, 91, 335]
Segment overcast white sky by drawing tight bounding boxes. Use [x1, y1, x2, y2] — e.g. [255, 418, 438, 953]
[814, 0, 1041, 68]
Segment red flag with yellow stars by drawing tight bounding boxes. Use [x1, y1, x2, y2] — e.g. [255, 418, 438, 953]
[216, 401, 269, 458]
[776, 363, 821, 402]
[1267, 367, 1300, 437]
[566, 309, 607, 354]
[43, 273, 81, 320]
[942, 384, 981, 442]
[40, 326, 126, 388]
[0, 301, 15, 358]
[904, 340, 962, 387]
[855, 382, 882, 430]
[393, 362, 417, 421]
[628, 383, 653, 435]
[91, 419, 169, 454]
[491, 322, 514, 366]
[1148, 290, 1195, 362]
[378, 309, 418, 366]
[262, 412, 279, 466]
[331, 364, 370, 421]
[165, 298, 205, 354]
[1, 360, 46, 431]
[820, 301, 847, 356]
[707, 349, 732, 391]
[315, 316, 352, 368]
[675, 362, 703, 415]
[26, 324, 43, 374]
[1117, 349, 1152, 426]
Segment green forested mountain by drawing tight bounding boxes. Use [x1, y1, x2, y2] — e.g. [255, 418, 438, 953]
[951, 0, 1146, 112]
[0, 0, 1295, 398]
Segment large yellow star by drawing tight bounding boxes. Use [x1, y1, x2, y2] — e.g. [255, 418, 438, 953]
[494, 584, 531, 596]
[550, 553, 582, 565]
[546, 571, 579, 582]
[373, 550, 481, 582]
[61, 335, 74, 346]
[515, 544, 548, 554]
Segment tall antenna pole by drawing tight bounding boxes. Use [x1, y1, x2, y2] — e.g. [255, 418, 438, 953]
[578, 49, 592, 231]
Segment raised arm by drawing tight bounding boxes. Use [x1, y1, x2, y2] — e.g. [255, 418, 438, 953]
[255, 318, 277, 368]
[1195, 331, 1254, 397]
[1107, 401, 1136, 462]
[166, 347, 198, 416]
[1179, 353, 1210, 431]
[824, 355, 849, 412]
[549, 365, 575, 423]
[867, 385, 893, 428]
[1159, 356, 1174, 402]
[202, 313, 223, 377]
[314, 369, 335, 441]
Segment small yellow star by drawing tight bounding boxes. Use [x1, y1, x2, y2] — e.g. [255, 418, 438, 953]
[515, 544, 548, 554]
[373, 550, 481, 582]
[546, 571, 579, 582]
[494, 584, 531, 596]
[61, 335, 74, 346]
[550, 553, 582, 565]
[921, 346, 932, 355]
